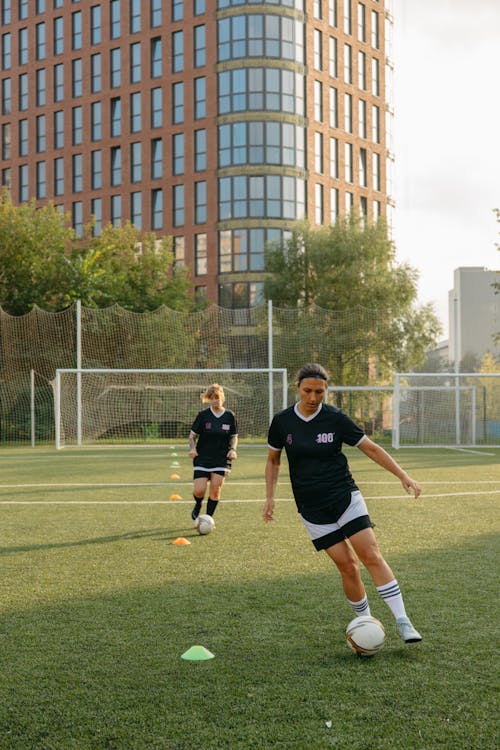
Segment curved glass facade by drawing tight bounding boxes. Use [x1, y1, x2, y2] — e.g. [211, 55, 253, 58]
[218, 121, 305, 168]
[218, 15, 304, 63]
[218, 68, 305, 116]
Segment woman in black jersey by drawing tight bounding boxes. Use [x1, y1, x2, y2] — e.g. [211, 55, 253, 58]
[264, 363, 422, 644]
[188, 383, 238, 523]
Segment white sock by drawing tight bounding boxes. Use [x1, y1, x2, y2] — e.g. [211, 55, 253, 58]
[376, 579, 407, 620]
[347, 595, 371, 617]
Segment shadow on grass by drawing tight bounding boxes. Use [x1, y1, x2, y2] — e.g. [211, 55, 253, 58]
[0, 527, 202, 555]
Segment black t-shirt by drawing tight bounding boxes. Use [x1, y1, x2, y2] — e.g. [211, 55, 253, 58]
[191, 407, 238, 471]
[267, 403, 365, 519]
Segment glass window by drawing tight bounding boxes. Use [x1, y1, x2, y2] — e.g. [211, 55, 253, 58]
[344, 43, 352, 84]
[194, 129, 206, 171]
[151, 86, 163, 127]
[36, 0, 46, 14]
[54, 157, 64, 196]
[358, 2, 366, 42]
[358, 98, 366, 138]
[36, 114, 46, 152]
[371, 56, 379, 96]
[91, 149, 102, 189]
[195, 181, 207, 224]
[19, 1, 28, 20]
[315, 183, 323, 224]
[172, 133, 184, 175]
[111, 195, 121, 227]
[111, 97, 121, 136]
[358, 50, 366, 89]
[54, 110, 64, 149]
[329, 136, 338, 178]
[72, 153, 82, 192]
[1, 77, 10, 115]
[313, 29, 322, 70]
[110, 49, 121, 88]
[372, 151, 380, 190]
[18, 28, 28, 65]
[54, 63, 64, 102]
[151, 0, 162, 27]
[329, 36, 337, 77]
[19, 164, 29, 202]
[54, 17, 64, 55]
[343, 0, 351, 34]
[72, 58, 82, 97]
[313, 0, 322, 19]
[194, 0, 205, 15]
[2, 2, 11, 25]
[150, 138, 162, 179]
[359, 147, 367, 187]
[173, 235, 185, 266]
[131, 191, 142, 228]
[130, 0, 141, 33]
[130, 42, 141, 83]
[91, 53, 102, 93]
[91, 198, 102, 236]
[172, 31, 183, 72]
[330, 187, 338, 223]
[19, 120, 28, 157]
[344, 141, 353, 182]
[372, 103, 379, 143]
[110, 0, 121, 39]
[111, 146, 121, 186]
[152, 188, 163, 229]
[131, 141, 142, 182]
[36, 161, 47, 200]
[314, 80, 322, 122]
[194, 25, 205, 67]
[194, 77, 205, 119]
[91, 101, 102, 141]
[151, 37, 162, 78]
[35, 23, 46, 60]
[91, 5, 101, 45]
[173, 184, 184, 226]
[344, 91, 352, 132]
[130, 92, 141, 133]
[71, 12, 82, 50]
[72, 105, 82, 145]
[314, 131, 323, 174]
[172, 0, 183, 22]
[172, 81, 183, 123]
[195, 233, 207, 275]
[36, 68, 46, 106]
[371, 10, 379, 49]
[18, 72, 28, 110]
[73, 201, 83, 237]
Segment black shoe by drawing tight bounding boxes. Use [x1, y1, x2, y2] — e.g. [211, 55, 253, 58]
[191, 503, 202, 521]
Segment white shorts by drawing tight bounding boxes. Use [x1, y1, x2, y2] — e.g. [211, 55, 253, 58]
[300, 490, 374, 551]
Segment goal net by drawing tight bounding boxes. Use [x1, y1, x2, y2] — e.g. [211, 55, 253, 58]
[327, 386, 394, 441]
[393, 373, 500, 448]
[54, 368, 287, 448]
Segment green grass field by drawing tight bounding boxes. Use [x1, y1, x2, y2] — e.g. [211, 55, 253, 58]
[0, 445, 498, 750]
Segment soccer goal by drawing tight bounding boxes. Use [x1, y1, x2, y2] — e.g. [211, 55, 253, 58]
[54, 368, 288, 448]
[327, 386, 394, 440]
[392, 372, 500, 448]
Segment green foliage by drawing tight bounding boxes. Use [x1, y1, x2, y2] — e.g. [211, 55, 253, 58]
[0, 192, 194, 313]
[264, 218, 441, 381]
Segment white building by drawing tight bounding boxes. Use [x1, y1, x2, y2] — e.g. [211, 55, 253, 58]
[448, 267, 500, 365]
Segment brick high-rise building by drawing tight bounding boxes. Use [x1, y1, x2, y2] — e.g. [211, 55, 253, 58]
[0, 0, 393, 307]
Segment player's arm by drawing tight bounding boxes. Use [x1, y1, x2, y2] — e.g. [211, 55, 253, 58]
[264, 447, 281, 521]
[188, 430, 198, 458]
[227, 432, 238, 459]
[357, 437, 421, 498]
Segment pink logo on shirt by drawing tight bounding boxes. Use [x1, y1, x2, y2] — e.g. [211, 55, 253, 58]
[286, 433, 292, 445]
[205, 422, 212, 429]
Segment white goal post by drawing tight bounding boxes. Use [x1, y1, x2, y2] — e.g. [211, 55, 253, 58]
[54, 368, 288, 449]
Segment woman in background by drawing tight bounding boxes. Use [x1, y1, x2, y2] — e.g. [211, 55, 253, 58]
[188, 384, 238, 523]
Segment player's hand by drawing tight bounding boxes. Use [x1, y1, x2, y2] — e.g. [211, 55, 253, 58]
[263, 499, 275, 522]
[227, 449, 237, 459]
[188, 449, 198, 458]
[402, 475, 421, 499]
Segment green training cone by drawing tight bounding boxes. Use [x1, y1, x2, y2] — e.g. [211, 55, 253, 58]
[181, 645, 215, 661]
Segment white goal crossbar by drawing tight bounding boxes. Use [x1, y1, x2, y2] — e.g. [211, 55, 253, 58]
[54, 368, 288, 449]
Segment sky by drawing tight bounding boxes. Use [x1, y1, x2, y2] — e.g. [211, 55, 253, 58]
[391, 0, 500, 338]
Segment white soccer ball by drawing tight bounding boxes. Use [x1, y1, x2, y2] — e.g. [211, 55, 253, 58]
[195, 514, 215, 535]
[346, 615, 386, 656]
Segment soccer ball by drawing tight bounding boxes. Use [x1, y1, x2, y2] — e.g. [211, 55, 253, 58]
[346, 615, 386, 656]
[195, 514, 215, 535]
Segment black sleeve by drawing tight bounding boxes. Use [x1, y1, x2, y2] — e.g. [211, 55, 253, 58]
[267, 414, 284, 450]
[190, 410, 204, 435]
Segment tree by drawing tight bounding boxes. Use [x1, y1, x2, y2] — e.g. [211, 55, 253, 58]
[0, 191, 76, 314]
[0, 193, 194, 313]
[264, 217, 441, 383]
[64, 222, 193, 312]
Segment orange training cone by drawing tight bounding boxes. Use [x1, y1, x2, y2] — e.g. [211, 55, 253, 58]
[172, 537, 191, 546]
[169, 493, 182, 501]
[170, 473, 180, 479]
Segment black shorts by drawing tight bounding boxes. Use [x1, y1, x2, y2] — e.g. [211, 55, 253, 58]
[193, 469, 226, 480]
